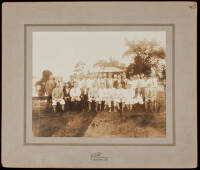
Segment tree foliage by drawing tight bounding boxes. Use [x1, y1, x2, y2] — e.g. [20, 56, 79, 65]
[74, 61, 86, 73]
[35, 70, 53, 96]
[123, 40, 166, 78]
[93, 56, 126, 70]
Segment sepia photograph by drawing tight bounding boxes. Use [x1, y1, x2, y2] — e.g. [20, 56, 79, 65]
[2, 2, 197, 168]
[32, 31, 166, 137]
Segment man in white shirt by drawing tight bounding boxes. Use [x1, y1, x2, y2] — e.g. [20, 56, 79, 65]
[93, 84, 99, 112]
[106, 72, 113, 88]
[88, 82, 97, 112]
[107, 87, 113, 112]
[87, 74, 93, 89]
[145, 73, 158, 112]
[123, 84, 132, 111]
[99, 82, 106, 111]
[52, 83, 65, 112]
[104, 87, 111, 112]
[116, 83, 125, 113]
[70, 82, 81, 111]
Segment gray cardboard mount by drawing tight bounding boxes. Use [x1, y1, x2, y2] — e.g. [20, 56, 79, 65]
[2, 2, 197, 168]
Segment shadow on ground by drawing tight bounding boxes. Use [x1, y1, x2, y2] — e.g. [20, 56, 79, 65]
[33, 110, 98, 137]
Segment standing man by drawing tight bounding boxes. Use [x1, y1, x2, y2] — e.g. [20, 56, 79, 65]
[145, 73, 158, 112]
[70, 82, 81, 112]
[88, 84, 96, 112]
[151, 72, 158, 111]
[112, 85, 118, 112]
[52, 83, 65, 112]
[106, 72, 113, 88]
[63, 83, 71, 111]
[113, 74, 119, 89]
[138, 73, 147, 108]
[121, 72, 128, 89]
[45, 74, 56, 111]
[81, 84, 89, 112]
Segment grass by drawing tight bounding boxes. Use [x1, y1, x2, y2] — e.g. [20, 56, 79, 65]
[32, 90, 165, 137]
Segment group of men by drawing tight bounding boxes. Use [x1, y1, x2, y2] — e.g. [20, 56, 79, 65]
[44, 72, 159, 114]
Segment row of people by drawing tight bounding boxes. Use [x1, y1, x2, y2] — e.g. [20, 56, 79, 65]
[46, 73, 158, 113]
[71, 73, 147, 90]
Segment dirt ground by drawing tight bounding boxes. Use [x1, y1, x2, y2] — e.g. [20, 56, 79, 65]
[32, 91, 166, 137]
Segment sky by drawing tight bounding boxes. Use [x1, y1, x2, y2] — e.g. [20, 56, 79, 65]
[33, 31, 166, 81]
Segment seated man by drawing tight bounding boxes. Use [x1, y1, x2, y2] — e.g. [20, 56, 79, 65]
[70, 82, 81, 111]
[52, 83, 65, 112]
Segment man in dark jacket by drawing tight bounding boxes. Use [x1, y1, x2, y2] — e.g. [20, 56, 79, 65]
[45, 75, 56, 111]
[80, 85, 89, 112]
[63, 83, 71, 111]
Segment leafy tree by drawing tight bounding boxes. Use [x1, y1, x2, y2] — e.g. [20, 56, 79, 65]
[123, 40, 166, 78]
[93, 56, 126, 70]
[74, 61, 86, 73]
[35, 70, 53, 96]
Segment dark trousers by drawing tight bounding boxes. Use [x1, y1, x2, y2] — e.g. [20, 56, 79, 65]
[64, 97, 71, 111]
[71, 101, 81, 111]
[81, 95, 88, 111]
[46, 95, 52, 111]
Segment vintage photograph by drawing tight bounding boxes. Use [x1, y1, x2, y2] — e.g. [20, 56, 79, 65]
[32, 31, 166, 137]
